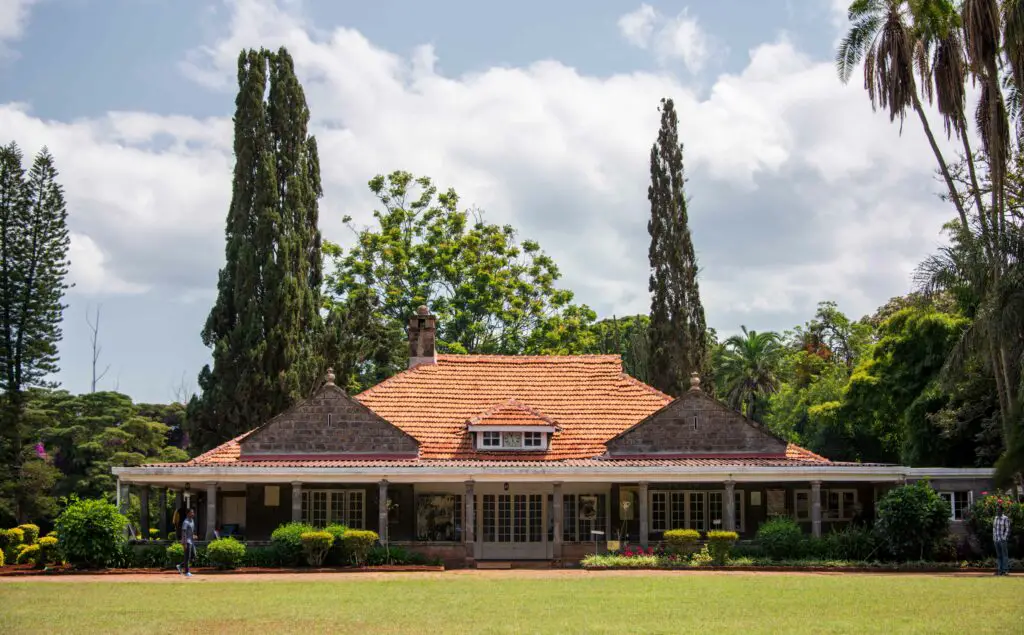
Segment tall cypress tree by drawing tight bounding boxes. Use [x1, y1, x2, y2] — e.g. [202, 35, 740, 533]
[0, 143, 70, 522]
[188, 48, 323, 451]
[647, 98, 708, 397]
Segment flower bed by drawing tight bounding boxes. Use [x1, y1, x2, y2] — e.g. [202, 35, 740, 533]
[581, 551, 1024, 572]
[0, 563, 444, 576]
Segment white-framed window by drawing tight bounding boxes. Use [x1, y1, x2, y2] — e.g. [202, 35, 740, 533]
[939, 491, 973, 521]
[475, 430, 548, 450]
[794, 488, 859, 522]
[560, 493, 606, 542]
[649, 490, 745, 533]
[301, 489, 365, 528]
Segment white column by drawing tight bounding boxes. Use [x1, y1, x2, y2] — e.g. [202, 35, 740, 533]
[139, 485, 150, 539]
[378, 480, 389, 544]
[464, 481, 475, 564]
[291, 482, 303, 523]
[205, 482, 218, 540]
[724, 480, 736, 532]
[638, 482, 649, 548]
[811, 480, 822, 538]
[552, 482, 564, 559]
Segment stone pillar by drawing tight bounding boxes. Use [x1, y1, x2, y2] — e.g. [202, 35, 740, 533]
[724, 480, 736, 532]
[552, 482, 564, 559]
[117, 480, 130, 537]
[158, 489, 168, 540]
[291, 482, 303, 523]
[811, 480, 822, 538]
[638, 482, 649, 548]
[173, 490, 183, 540]
[378, 480, 389, 544]
[464, 481, 475, 564]
[206, 483, 218, 540]
[139, 486, 150, 540]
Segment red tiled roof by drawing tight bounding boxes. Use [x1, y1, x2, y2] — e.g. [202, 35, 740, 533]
[172, 354, 831, 468]
[466, 399, 559, 428]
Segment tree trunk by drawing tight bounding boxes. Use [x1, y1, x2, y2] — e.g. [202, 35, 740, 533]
[912, 93, 970, 232]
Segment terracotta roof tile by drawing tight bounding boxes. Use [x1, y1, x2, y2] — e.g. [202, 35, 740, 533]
[180, 354, 831, 468]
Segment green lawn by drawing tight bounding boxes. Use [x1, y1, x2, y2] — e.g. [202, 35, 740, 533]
[1, 573, 1021, 634]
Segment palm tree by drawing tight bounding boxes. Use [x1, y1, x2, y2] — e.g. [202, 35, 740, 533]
[835, 0, 971, 231]
[715, 327, 785, 423]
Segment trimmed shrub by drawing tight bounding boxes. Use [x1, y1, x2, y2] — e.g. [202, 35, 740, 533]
[816, 526, 879, 561]
[323, 523, 349, 565]
[165, 543, 184, 567]
[0, 527, 25, 549]
[36, 536, 59, 567]
[756, 517, 804, 560]
[55, 498, 128, 568]
[365, 545, 434, 566]
[876, 481, 950, 561]
[707, 530, 738, 565]
[270, 522, 317, 566]
[206, 537, 246, 569]
[301, 531, 335, 567]
[664, 529, 700, 554]
[0, 546, 4, 566]
[16, 544, 40, 565]
[242, 545, 283, 568]
[341, 529, 379, 565]
[582, 553, 659, 568]
[17, 524, 40, 545]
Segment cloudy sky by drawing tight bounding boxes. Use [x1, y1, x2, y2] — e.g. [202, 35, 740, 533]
[1, 0, 957, 403]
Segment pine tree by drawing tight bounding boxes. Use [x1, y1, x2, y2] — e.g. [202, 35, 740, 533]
[0, 143, 70, 523]
[646, 98, 708, 396]
[187, 48, 324, 451]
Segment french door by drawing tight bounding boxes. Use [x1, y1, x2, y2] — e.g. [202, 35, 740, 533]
[479, 492, 547, 559]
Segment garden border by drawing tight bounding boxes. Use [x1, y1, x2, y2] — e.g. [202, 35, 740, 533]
[0, 564, 445, 577]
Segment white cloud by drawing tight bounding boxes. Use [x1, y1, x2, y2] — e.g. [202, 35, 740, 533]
[0, 0, 36, 53]
[2, 0, 959, 343]
[617, 4, 712, 73]
[68, 233, 149, 295]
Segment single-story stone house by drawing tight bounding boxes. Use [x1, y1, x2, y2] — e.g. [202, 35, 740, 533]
[113, 307, 993, 565]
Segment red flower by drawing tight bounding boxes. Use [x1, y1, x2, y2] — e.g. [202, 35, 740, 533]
[982, 491, 988, 496]
[624, 550, 633, 557]
[647, 547, 654, 555]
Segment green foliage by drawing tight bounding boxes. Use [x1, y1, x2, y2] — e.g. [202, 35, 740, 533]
[581, 553, 660, 568]
[15, 543, 39, 565]
[206, 537, 246, 569]
[0, 527, 24, 548]
[875, 481, 951, 561]
[165, 542, 184, 566]
[340, 529, 379, 566]
[755, 517, 805, 561]
[365, 545, 437, 566]
[300, 531, 334, 567]
[715, 326, 785, 422]
[706, 530, 738, 565]
[663, 529, 700, 553]
[54, 497, 128, 568]
[646, 97, 708, 397]
[17, 523, 39, 544]
[0, 545, 4, 566]
[270, 522, 317, 566]
[189, 46, 324, 452]
[585, 315, 651, 382]
[812, 526, 880, 561]
[0, 143, 71, 526]
[241, 545, 282, 568]
[323, 170, 591, 391]
[965, 492, 1024, 555]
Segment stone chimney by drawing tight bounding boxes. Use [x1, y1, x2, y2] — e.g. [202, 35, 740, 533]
[408, 305, 437, 368]
[688, 372, 701, 392]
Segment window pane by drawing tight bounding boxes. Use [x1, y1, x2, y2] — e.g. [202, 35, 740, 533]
[953, 492, 970, 520]
[301, 491, 309, 524]
[689, 492, 706, 532]
[842, 491, 856, 519]
[669, 492, 686, 530]
[524, 432, 543, 447]
[483, 495, 496, 542]
[310, 491, 328, 528]
[330, 492, 345, 525]
[795, 492, 809, 520]
[563, 494, 577, 542]
[513, 495, 527, 542]
[529, 495, 543, 542]
[650, 492, 667, 533]
[483, 432, 500, 447]
[347, 491, 364, 529]
[735, 491, 744, 532]
[497, 495, 511, 542]
[708, 492, 723, 530]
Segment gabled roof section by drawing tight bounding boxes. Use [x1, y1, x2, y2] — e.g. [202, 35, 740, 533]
[467, 399, 559, 429]
[238, 382, 419, 459]
[355, 354, 671, 460]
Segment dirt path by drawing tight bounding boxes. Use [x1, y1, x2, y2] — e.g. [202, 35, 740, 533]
[0, 568, 1006, 583]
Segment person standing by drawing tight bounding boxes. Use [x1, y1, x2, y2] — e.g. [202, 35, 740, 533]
[176, 509, 197, 577]
[993, 503, 1011, 576]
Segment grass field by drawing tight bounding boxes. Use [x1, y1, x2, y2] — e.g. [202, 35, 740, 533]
[1, 572, 1022, 634]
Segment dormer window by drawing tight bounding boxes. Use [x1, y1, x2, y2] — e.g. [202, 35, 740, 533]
[473, 429, 551, 451]
[466, 399, 559, 451]
[524, 431, 543, 447]
[482, 431, 501, 447]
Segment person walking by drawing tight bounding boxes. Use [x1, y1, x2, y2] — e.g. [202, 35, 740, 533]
[176, 509, 197, 577]
[993, 503, 1011, 576]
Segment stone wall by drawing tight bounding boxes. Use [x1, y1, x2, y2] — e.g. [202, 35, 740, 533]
[605, 392, 787, 455]
[240, 385, 419, 456]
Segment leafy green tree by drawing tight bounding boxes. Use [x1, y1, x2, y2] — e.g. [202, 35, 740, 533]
[188, 47, 324, 451]
[646, 98, 708, 396]
[875, 480, 951, 560]
[323, 171, 593, 389]
[586, 315, 650, 382]
[715, 326, 784, 423]
[0, 143, 70, 524]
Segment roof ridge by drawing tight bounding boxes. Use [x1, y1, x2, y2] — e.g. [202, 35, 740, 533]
[436, 354, 623, 363]
[466, 398, 559, 427]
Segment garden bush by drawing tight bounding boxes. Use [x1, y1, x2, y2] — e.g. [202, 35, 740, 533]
[36, 536, 59, 567]
[55, 498, 128, 568]
[664, 529, 700, 554]
[0, 546, 4, 566]
[17, 524, 40, 545]
[16, 544, 40, 565]
[875, 481, 950, 561]
[366, 545, 435, 566]
[242, 545, 283, 568]
[756, 517, 805, 560]
[165, 542, 184, 567]
[582, 553, 659, 568]
[815, 526, 879, 561]
[966, 492, 1024, 556]
[300, 531, 334, 567]
[340, 529, 379, 565]
[126, 544, 166, 568]
[270, 522, 317, 566]
[206, 537, 246, 569]
[0, 527, 25, 549]
[706, 530, 738, 565]
[323, 523, 349, 565]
